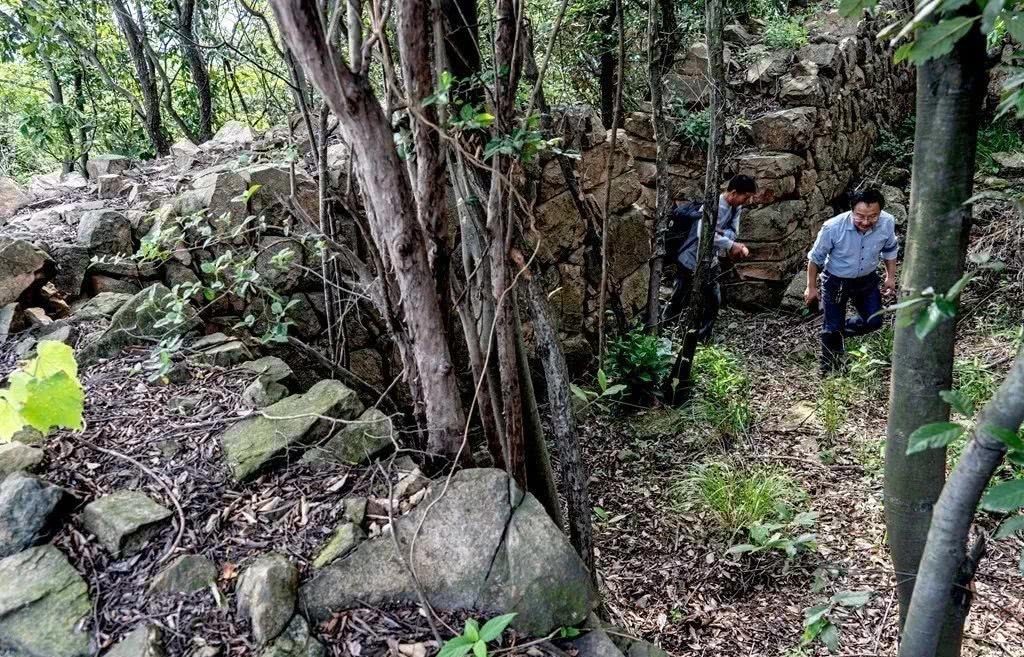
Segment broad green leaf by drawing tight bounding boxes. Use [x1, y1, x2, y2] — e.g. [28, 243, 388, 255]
[832, 590, 871, 608]
[464, 619, 480, 643]
[803, 604, 831, 628]
[793, 511, 819, 526]
[0, 398, 24, 441]
[901, 17, 980, 66]
[597, 369, 608, 392]
[726, 543, 760, 555]
[987, 426, 1024, 452]
[479, 613, 516, 643]
[838, 0, 878, 17]
[981, 480, 1024, 513]
[1006, 13, 1024, 43]
[601, 384, 628, 398]
[933, 297, 957, 318]
[28, 341, 78, 379]
[802, 616, 830, 645]
[939, 389, 974, 417]
[570, 384, 591, 403]
[1008, 451, 1024, 467]
[437, 638, 474, 657]
[820, 622, 840, 653]
[915, 303, 948, 340]
[982, 0, 1006, 33]
[995, 515, 1024, 539]
[19, 372, 84, 433]
[472, 641, 487, 657]
[906, 422, 965, 454]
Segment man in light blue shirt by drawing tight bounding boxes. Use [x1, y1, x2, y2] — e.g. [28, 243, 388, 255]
[805, 188, 898, 374]
[664, 175, 756, 340]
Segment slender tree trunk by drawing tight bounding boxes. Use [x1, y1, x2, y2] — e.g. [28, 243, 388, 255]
[109, 0, 168, 155]
[525, 275, 596, 577]
[884, 15, 986, 655]
[441, 0, 482, 106]
[271, 0, 468, 461]
[176, 0, 215, 142]
[40, 55, 74, 175]
[668, 0, 723, 404]
[74, 71, 89, 177]
[644, 0, 678, 332]
[597, 0, 617, 129]
[899, 347, 1024, 657]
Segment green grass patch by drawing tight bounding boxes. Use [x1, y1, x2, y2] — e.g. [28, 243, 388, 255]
[671, 461, 804, 532]
[763, 15, 809, 49]
[692, 344, 753, 438]
[977, 120, 1024, 175]
[845, 326, 894, 393]
[953, 357, 999, 417]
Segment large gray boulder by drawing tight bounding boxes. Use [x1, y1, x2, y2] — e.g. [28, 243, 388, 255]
[148, 554, 216, 594]
[211, 121, 255, 147]
[76, 292, 134, 319]
[171, 139, 201, 171]
[79, 283, 200, 363]
[77, 210, 133, 256]
[300, 469, 598, 635]
[0, 238, 54, 306]
[86, 155, 132, 180]
[0, 177, 30, 222]
[103, 625, 165, 657]
[81, 491, 172, 557]
[221, 379, 364, 482]
[0, 545, 92, 657]
[0, 473, 66, 557]
[236, 553, 297, 646]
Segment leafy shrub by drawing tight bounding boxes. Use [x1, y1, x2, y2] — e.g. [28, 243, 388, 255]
[603, 330, 674, 396]
[801, 590, 872, 653]
[438, 614, 516, 657]
[672, 461, 803, 532]
[692, 345, 752, 437]
[953, 357, 998, 414]
[727, 511, 818, 562]
[763, 16, 809, 49]
[845, 326, 893, 391]
[675, 109, 710, 147]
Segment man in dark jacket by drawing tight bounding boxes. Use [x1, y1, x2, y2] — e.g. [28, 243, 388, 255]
[663, 174, 757, 340]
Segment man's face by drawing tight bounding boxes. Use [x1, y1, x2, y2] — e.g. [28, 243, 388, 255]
[852, 201, 882, 232]
[725, 190, 754, 207]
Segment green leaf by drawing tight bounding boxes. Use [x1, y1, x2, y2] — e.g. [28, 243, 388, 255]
[906, 422, 965, 454]
[831, 590, 871, 608]
[726, 543, 760, 555]
[570, 384, 590, 403]
[0, 398, 24, 440]
[980, 480, 1024, 513]
[838, 0, 878, 17]
[597, 369, 608, 392]
[464, 619, 480, 643]
[437, 637, 474, 657]
[472, 641, 487, 657]
[981, 0, 1005, 33]
[915, 303, 948, 340]
[995, 515, 1024, 539]
[19, 372, 85, 433]
[601, 384, 627, 398]
[479, 613, 516, 643]
[939, 389, 974, 417]
[28, 341, 78, 379]
[987, 426, 1024, 452]
[803, 604, 831, 628]
[819, 622, 840, 653]
[793, 511, 819, 526]
[901, 17, 980, 66]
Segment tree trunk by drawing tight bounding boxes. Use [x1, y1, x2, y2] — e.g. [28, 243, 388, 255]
[667, 0, 724, 404]
[883, 16, 986, 655]
[39, 53, 74, 174]
[109, 0, 168, 155]
[271, 0, 468, 461]
[525, 275, 596, 577]
[597, 0, 617, 129]
[440, 0, 482, 106]
[898, 347, 1024, 657]
[644, 0, 679, 332]
[73, 71, 89, 177]
[176, 0, 215, 142]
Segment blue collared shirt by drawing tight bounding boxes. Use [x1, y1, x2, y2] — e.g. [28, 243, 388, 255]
[808, 210, 899, 279]
[676, 194, 742, 271]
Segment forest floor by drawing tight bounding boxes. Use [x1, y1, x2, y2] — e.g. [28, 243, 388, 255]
[585, 275, 1024, 657]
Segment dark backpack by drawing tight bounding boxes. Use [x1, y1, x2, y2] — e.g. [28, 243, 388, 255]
[665, 201, 703, 259]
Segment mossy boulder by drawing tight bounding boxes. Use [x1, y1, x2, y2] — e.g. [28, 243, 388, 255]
[300, 469, 597, 635]
[81, 491, 172, 557]
[221, 379, 363, 482]
[0, 546, 92, 657]
[300, 407, 392, 467]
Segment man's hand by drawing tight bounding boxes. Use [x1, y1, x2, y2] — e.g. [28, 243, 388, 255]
[882, 276, 897, 298]
[804, 286, 819, 306]
[729, 242, 750, 259]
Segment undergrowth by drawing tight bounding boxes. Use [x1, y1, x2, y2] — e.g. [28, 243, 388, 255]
[976, 120, 1024, 175]
[763, 14, 809, 49]
[692, 344, 752, 438]
[672, 461, 804, 532]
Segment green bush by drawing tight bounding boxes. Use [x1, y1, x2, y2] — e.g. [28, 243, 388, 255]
[692, 345, 752, 437]
[976, 120, 1024, 175]
[953, 357, 999, 415]
[603, 329, 674, 396]
[763, 16, 809, 49]
[672, 461, 803, 532]
[675, 109, 710, 147]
